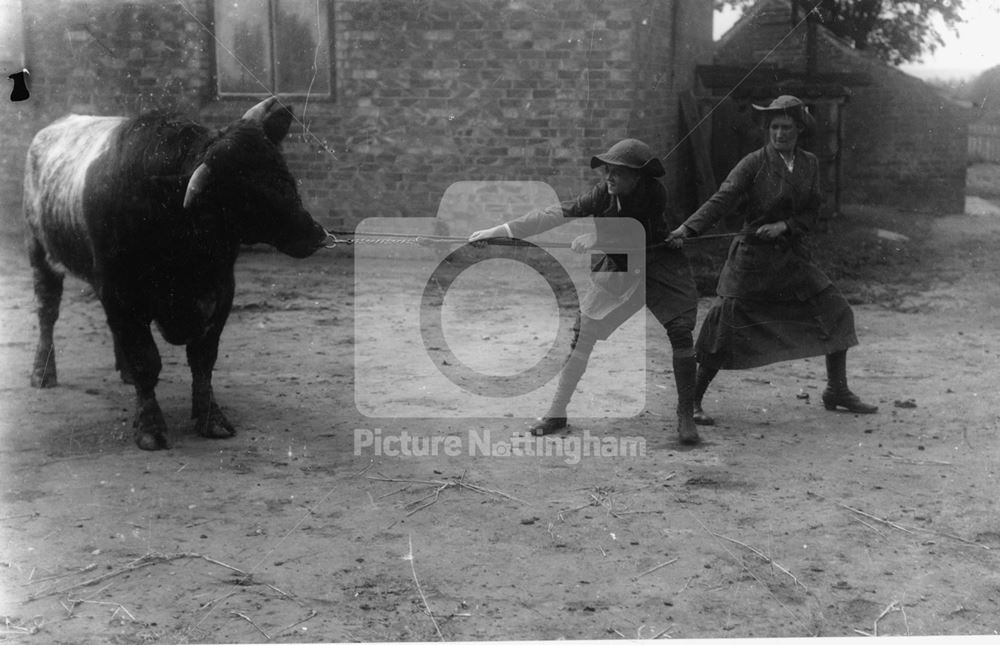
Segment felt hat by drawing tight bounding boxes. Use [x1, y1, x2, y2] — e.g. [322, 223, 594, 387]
[752, 95, 816, 134]
[590, 138, 665, 177]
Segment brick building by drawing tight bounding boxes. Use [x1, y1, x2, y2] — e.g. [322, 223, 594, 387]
[0, 0, 715, 233]
[708, 0, 968, 215]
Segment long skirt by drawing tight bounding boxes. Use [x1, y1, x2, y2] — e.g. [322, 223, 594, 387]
[695, 285, 858, 370]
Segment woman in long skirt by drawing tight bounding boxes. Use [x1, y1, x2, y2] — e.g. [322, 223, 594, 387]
[667, 95, 877, 426]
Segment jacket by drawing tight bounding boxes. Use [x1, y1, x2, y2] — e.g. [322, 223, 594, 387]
[506, 178, 695, 319]
[681, 145, 831, 301]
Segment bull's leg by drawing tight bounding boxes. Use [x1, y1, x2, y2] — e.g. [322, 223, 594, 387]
[28, 236, 63, 388]
[108, 317, 169, 450]
[113, 336, 136, 384]
[186, 327, 235, 439]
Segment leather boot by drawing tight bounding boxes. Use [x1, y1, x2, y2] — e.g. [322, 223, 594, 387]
[822, 350, 878, 414]
[693, 364, 718, 426]
[673, 355, 700, 445]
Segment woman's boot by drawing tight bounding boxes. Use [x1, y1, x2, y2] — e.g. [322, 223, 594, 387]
[822, 350, 878, 414]
[673, 355, 700, 445]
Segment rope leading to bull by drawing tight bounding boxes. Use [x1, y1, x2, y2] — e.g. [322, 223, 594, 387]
[321, 229, 742, 250]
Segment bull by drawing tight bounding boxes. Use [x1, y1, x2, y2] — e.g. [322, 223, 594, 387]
[24, 97, 329, 450]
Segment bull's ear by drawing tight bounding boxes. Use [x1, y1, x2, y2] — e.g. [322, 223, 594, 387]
[243, 97, 293, 144]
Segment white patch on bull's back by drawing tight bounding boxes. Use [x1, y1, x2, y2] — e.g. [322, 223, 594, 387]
[24, 115, 125, 273]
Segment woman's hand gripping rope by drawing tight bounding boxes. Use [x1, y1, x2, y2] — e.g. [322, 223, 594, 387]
[468, 224, 510, 248]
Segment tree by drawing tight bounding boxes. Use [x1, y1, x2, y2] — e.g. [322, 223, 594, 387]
[715, 0, 965, 66]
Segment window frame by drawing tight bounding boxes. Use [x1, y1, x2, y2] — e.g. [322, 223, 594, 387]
[212, 0, 334, 100]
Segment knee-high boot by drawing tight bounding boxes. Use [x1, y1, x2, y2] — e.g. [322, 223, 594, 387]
[693, 364, 718, 426]
[673, 354, 701, 445]
[822, 350, 878, 413]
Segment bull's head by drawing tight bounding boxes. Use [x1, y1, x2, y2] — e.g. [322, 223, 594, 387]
[183, 97, 327, 258]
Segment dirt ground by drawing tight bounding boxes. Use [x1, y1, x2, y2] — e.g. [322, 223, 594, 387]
[1, 191, 1000, 644]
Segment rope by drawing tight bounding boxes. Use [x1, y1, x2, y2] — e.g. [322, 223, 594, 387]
[322, 230, 741, 250]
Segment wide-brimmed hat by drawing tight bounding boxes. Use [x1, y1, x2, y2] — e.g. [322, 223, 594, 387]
[590, 138, 665, 177]
[752, 95, 816, 134]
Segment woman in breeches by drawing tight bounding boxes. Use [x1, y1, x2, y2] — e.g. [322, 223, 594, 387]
[471, 139, 702, 444]
[668, 95, 877, 425]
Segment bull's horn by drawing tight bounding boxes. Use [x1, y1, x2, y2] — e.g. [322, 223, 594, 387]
[243, 96, 293, 143]
[242, 96, 279, 124]
[183, 163, 211, 209]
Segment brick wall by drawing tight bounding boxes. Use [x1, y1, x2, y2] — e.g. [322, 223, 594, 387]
[0, 0, 213, 230]
[0, 0, 714, 235]
[714, 0, 968, 215]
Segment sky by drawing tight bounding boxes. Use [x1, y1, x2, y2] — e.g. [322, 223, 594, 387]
[713, 0, 1000, 82]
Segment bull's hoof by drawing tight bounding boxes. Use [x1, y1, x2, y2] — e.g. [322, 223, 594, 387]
[30, 371, 58, 388]
[133, 397, 169, 450]
[32, 350, 57, 388]
[194, 402, 236, 439]
[135, 429, 170, 450]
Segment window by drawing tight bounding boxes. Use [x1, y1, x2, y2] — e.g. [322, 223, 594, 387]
[214, 0, 332, 97]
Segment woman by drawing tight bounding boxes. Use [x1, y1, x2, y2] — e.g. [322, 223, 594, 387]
[668, 95, 877, 425]
[470, 138, 702, 444]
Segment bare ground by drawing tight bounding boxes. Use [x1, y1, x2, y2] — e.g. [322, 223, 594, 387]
[1, 196, 999, 643]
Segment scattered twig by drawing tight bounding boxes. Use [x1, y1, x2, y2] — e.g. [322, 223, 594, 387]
[367, 474, 528, 515]
[405, 483, 450, 516]
[885, 453, 952, 466]
[405, 534, 444, 641]
[275, 608, 318, 637]
[837, 503, 914, 534]
[873, 600, 901, 637]
[231, 610, 271, 640]
[909, 525, 991, 550]
[27, 554, 177, 601]
[687, 512, 809, 631]
[677, 575, 696, 594]
[200, 554, 247, 576]
[63, 595, 136, 622]
[838, 503, 990, 550]
[1, 616, 42, 635]
[0, 512, 39, 522]
[706, 530, 807, 591]
[560, 488, 629, 518]
[650, 625, 673, 638]
[377, 484, 415, 500]
[846, 514, 886, 537]
[110, 604, 136, 622]
[350, 457, 375, 478]
[26, 552, 250, 601]
[24, 563, 98, 585]
[632, 557, 679, 581]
